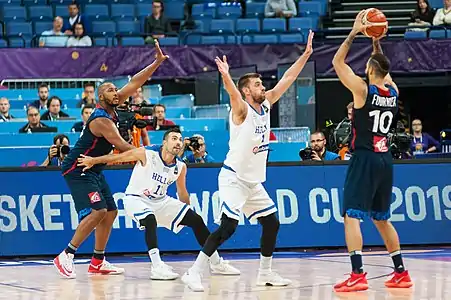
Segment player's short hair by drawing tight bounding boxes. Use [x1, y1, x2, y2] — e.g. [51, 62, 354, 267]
[237, 73, 261, 98]
[311, 131, 325, 139]
[81, 104, 95, 114]
[163, 127, 181, 140]
[368, 53, 390, 78]
[38, 83, 48, 91]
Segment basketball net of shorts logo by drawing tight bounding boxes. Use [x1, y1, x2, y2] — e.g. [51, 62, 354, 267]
[362, 8, 388, 38]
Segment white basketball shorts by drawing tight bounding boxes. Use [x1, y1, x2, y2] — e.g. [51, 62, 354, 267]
[123, 194, 190, 234]
[216, 166, 277, 224]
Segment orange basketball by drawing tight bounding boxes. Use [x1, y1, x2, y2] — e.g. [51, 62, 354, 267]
[362, 8, 388, 39]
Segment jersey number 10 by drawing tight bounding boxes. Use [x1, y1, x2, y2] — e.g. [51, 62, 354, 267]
[369, 110, 393, 134]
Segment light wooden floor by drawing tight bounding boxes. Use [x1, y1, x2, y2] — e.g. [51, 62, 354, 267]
[0, 251, 450, 300]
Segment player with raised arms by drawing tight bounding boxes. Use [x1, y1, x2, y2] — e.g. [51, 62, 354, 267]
[182, 30, 314, 292]
[331, 10, 413, 292]
[77, 127, 240, 280]
[54, 41, 169, 279]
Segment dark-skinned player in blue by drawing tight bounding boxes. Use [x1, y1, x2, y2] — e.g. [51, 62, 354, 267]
[53, 41, 169, 279]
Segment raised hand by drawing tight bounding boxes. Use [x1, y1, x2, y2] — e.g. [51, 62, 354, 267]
[215, 55, 230, 76]
[154, 40, 169, 62]
[352, 10, 371, 34]
[303, 30, 314, 57]
[77, 154, 95, 172]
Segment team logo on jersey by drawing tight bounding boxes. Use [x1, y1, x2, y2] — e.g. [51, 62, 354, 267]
[373, 136, 388, 153]
[262, 104, 269, 113]
[252, 144, 269, 154]
[143, 189, 151, 197]
[88, 192, 101, 203]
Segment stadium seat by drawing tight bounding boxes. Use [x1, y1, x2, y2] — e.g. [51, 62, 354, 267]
[93, 37, 117, 46]
[193, 104, 230, 118]
[262, 18, 286, 32]
[116, 20, 140, 35]
[298, 2, 322, 17]
[92, 21, 116, 35]
[0, 39, 7, 48]
[34, 21, 52, 35]
[251, 34, 278, 44]
[225, 35, 236, 44]
[157, 36, 179, 46]
[23, 0, 47, 4]
[201, 35, 225, 45]
[54, 5, 70, 18]
[279, 33, 304, 44]
[192, 3, 216, 19]
[136, 3, 152, 18]
[120, 36, 145, 46]
[28, 6, 53, 22]
[6, 21, 33, 37]
[429, 29, 447, 39]
[289, 17, 313, 33]
[236, 18, 260, 33]
[210, 19, 234, 33]
[217, 3, 241, 20]
[429, 0, 442, 9]
[110, 4, 135, 21]
[158, 94, 194, 107]
[49, 0, 74, 4]
[0, 0, 21, 4]
[245, 2, 265, 18]
[164, 1, 185, 20]
[133, 0, 153, 3]
[404, 31, 427, 40]
[84, 4, 110, 21]
[2, 6, 27, 22]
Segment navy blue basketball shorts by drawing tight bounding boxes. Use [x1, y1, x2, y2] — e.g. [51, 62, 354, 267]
[64, 172, 117, 221]
[342, 150, 393, 221]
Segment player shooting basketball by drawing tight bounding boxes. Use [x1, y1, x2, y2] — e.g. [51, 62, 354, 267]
[331, 10, 413, 292]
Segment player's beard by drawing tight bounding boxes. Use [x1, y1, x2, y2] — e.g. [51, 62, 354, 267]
[253, 93, 266, 104]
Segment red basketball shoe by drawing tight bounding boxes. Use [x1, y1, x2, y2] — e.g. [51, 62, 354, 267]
[334, 272, 369, 292]
[384, 270, 413, 288]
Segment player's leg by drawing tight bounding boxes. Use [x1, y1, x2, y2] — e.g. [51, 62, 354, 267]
[371, 154, 413, 288]
[179, 208, 240, 275]
[243, 185, 290, 286]
[53, 174, 107, 279]
[88, 174, 124, 275]
[334, 152, 371, 292]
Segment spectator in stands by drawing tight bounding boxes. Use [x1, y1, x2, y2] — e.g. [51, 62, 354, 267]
[265, 0, 297, 18]
[41, 134, 70, 167]
[409, 0, 435, 28]
[410, 118, 441, 154]
[19, 106, 48, 133]
[29, 83, 49, 110]
[146, 104, 175, 130]
[71, 104, 94, 132]
[41, 96, 70, 121]
[433, 0, 451, 25]
[182, 134, 215, 163]
[0, 97, 14, 122]
[77, 82, 97, 108]
[300, 131, 340, 161]
[39, 17, 68, 47]
[62, 2, 88, 35]
[144, 0, 173, 44]
[66, 23, 92, 47]
[131, 87, 147, 105]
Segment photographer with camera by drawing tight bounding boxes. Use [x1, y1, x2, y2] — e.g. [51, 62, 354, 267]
[181, 134, 214, 163]
[116, 100, 152, 148]
[41, 134, 70, 166]
[146, 104, 175, 131]
[300, 131, 340, 161]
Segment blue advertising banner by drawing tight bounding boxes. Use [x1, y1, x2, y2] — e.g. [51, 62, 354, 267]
[1, 162, 451, 256]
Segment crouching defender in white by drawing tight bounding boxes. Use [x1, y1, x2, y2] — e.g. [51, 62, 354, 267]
[77, 127, 240, 280]
[182, 31, 315, 292]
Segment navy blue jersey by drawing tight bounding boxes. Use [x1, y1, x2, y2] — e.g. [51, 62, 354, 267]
[351, 84, 398, 153]
[62, 105, 118, 175]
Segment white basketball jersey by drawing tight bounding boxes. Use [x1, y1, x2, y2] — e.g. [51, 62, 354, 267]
[125, 145, 185, 201]
[223, 100, 271, 183]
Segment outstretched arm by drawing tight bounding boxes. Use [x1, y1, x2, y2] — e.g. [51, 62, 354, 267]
[77, 147, 147, 171]
[332, 10, 368, 108]
[372, 38, 399, 95]
[265, 30, 314, 105]
[117, 40, 169, 104]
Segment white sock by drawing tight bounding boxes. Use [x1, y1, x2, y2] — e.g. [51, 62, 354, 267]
[259, 255, 272, 274]
[148, 248, 162, 266]
[210, 251, 221, 265]
[190, 251, 209, 274]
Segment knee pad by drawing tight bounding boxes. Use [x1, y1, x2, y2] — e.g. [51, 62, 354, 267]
[139, 214, 157, 229]
[258, 213, 280, 233]
[213, 214, 238, 243]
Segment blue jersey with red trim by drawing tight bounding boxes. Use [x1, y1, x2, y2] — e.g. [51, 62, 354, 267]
[62, 106, 118, 175]
[351, 84, 398, 153]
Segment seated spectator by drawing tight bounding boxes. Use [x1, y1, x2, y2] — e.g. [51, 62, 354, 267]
[131, 87, 147, 105]
[433, 0, 451, 25]
[410, 119, 441, 154]
[19, 106, 49, 133]
[72, 104, 94, 132]
[265, 0, 297, 18]
[41, 96, 70, 121]
[62, 2, 89, 35]
[409, 0, 435, 28]
[182, 134, 214, 163]
[300, 131, 340, 161]
[29, 83, 49, 110]
[41, 134, 70, 167]
[77, 82, 97, 108]
[39, 17, 68, 47]
[146, 104, 175, 130]
[67, 23, 92, 47]
[0, 97, 14, 122]
[144, 1, 173, 44]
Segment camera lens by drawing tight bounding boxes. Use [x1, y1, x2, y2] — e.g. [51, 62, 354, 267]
[61, 145, 70, 155]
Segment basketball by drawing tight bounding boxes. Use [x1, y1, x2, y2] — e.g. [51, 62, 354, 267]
[362, 8, 388, 39]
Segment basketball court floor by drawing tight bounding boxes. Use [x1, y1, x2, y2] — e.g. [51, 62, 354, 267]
[1, 248, 450, 300]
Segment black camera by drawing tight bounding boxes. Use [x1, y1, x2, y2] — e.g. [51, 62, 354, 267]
[56, 145, 70, 157]
[116, 102, 157, 142]
[388, 121, 413, 159]
[299, 147, 313, 160]
[326, 118, 352, 153]
[186, 136, 201, 152]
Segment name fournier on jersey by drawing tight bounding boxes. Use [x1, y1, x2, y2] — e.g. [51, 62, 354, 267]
[371, 94, 397, 107]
